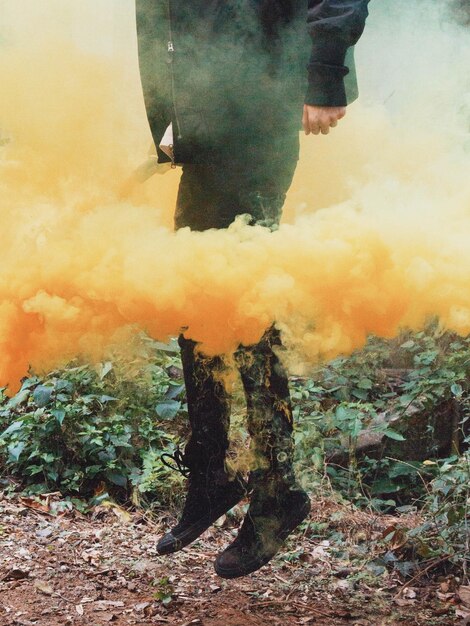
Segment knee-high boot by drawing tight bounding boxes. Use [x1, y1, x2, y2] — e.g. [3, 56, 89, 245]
[178, 335, 231, 473]
[214, 327, 310, 578]
[237, 327, 298, 484]
[156, 336, 247, 555]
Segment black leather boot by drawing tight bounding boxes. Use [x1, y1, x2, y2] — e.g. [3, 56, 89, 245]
[157, 449, 247, 554]
[214, 327, 310, 578]
[214, 472, 310, 578]
[157, 336, 247, 555]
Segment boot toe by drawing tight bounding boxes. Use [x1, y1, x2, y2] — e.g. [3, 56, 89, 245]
[214, 488, 311, 579]
[156, 532, 181, 555]
[214, 547, 257, 579]
[214, 547, 238, 572]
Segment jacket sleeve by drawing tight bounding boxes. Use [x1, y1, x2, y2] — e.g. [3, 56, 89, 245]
[305, 0, 370, 107]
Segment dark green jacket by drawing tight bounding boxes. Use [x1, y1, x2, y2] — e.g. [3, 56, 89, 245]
[136, 0, 369, 163]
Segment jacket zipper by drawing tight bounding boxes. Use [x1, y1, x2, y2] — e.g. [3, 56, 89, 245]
[167, 0, 183, 141]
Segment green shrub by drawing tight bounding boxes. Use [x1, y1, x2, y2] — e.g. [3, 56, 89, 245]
[0, 337, 187, 505]
[293, 325, 470, 509]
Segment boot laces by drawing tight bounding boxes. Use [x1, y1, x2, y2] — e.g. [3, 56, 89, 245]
[160, 447, 191, 478]
[160, 448, 210, 512]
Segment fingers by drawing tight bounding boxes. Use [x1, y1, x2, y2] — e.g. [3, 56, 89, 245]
[308, 116, 332, 135]
[320, 118, 338, 135]
[310, 121, 321, 135]
[302, 105, 346, 136]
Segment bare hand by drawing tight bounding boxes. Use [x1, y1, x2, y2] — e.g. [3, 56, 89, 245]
[302, 105, 346, 136]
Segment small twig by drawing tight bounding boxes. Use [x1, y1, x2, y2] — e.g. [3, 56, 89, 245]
[285, 587, 296, 602]
[271, 572, 290, 585]
[179, 549, 214, 560]
[386, 457, 432, 498]
[451, 398, 461, 455]
[52, 590, 75, 604]
[395, 555, 449, 596]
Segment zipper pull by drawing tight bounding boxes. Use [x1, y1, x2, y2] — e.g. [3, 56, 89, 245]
[167, 41, 175, 52]
[169, 144, 176, 169]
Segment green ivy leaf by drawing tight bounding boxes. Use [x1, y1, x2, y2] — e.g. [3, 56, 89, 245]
[6, 389, 30, 409]
[33, 385, 53, 408]
[165, 384, 185, 400]
[97, 361, 113, 380]
[106, 471, 127, 487]
[55, 379, 74, 394]
[1, 419, 25, 438]
[352, 388, 369, 400]
[399, 394, 415, 407]
[156, 400, 181, 420]
[51, 410, 66, 425]
[8, 442, 25, 462]
[99, 395, 117, 404]
[383, 429, 406, 441]
[451, 383, 463, 397]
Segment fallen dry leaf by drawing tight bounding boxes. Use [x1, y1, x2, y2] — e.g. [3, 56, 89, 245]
[459, 586, 470, 608]
[456, 606, 470, 624]
[34, 580, 54, 596]
[441, 581, 450, 593]
[104, 501, 133, 524]
[81, 548, 102, 566]
[382, 525, 408, 551]
[94, 600, 125, 611]
[19, 496, 53, 516]
[436, 591, 455, 602]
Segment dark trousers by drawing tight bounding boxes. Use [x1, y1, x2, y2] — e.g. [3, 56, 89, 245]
[175, 132, 299, 484]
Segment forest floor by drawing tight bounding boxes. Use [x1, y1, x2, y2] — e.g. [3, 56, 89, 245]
[0, 493, 467, 626]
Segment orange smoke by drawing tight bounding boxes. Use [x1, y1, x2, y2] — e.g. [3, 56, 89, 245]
[1, 1, 470, 392]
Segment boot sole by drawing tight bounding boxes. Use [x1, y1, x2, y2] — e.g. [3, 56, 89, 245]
[157, 487, 247, 555]
[214, 496, 311, 579]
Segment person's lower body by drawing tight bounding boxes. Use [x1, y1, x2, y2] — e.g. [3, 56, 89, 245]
[157, 129, 310, 577]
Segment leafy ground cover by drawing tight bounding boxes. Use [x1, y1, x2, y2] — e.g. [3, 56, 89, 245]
[0, 336, 187, 507]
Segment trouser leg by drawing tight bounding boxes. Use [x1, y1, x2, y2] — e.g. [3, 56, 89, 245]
[174, 129, 299, 232]
[175, 130, 300, 477]
[178, 335, 230, 473]
[235, 326, 297, 487]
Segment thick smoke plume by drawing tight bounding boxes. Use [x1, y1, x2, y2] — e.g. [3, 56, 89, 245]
[0, 0, 470, 391]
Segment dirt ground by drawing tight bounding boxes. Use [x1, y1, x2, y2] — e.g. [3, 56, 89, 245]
[0, 494, 465, 626]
